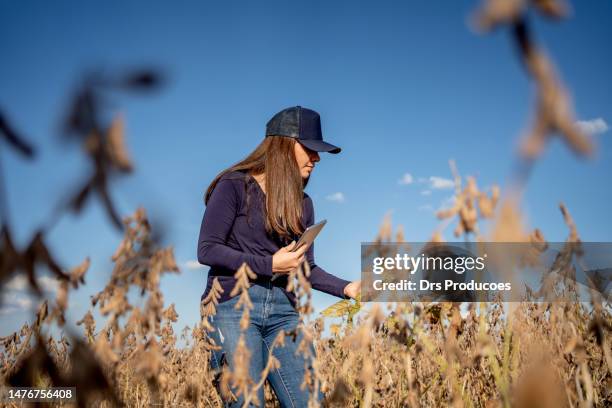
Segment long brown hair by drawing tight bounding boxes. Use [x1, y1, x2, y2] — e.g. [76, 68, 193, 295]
[205, 136, 308, 240]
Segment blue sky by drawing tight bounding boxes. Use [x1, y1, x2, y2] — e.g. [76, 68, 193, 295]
[1, 0, 611, 337]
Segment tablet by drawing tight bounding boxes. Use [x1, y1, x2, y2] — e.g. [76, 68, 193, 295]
[271, 219, 327, 281]
[290, 219, 327, 253]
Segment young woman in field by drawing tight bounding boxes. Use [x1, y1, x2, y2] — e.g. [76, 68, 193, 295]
[197, 106, 361, 407]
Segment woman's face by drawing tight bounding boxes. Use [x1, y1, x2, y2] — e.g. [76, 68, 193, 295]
[294, 141, 320, 179]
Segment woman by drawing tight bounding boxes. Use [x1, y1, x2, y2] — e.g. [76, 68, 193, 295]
[197, 106, 360, 407]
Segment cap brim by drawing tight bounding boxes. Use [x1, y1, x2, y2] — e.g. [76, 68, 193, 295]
[298, 139, 341, 154]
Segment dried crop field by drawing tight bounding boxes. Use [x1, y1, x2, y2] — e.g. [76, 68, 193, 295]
[1, 1, 610, 407]
[1, 205, 610, 407]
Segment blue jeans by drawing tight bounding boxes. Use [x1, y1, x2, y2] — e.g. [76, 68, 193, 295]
[207, 280, 324, 407]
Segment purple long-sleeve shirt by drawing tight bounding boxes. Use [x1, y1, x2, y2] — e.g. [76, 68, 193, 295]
[198, 170, 351, 308]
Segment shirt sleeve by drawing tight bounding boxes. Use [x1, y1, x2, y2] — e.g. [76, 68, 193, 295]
[197, 178, 273, 278]
[303, 196, 351, 299]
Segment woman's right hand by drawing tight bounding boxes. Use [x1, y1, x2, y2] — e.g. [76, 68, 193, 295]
[272, 241, 308, 275]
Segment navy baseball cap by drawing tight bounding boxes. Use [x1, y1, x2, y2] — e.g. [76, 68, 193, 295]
[265, 106, 341, 154]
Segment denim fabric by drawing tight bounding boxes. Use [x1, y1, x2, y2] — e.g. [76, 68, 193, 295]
[207, 280, 324, 407]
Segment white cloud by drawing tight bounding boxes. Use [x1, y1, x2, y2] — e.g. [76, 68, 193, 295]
[420, 190, 432, 196]
[419, 195, 456, 213]
[13, 296, 33, 309]
[438, 195, 457, 211]
[4, 274, 58, 293]
[429, 176, 454, 190]
[5, 275, 28, 291]
[326, 192, 345, 203]
[398, 173, 414, 185]
[0, 307, 19, 316]
[38, 276, 59, 293]
[575, 118, 608, 135]
[1, 292, 34, 314]
[1, 274, 61, 316]
[183, 260, 205, 269]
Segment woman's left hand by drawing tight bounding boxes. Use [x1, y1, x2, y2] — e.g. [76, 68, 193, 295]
[343, 280, 361, 300]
